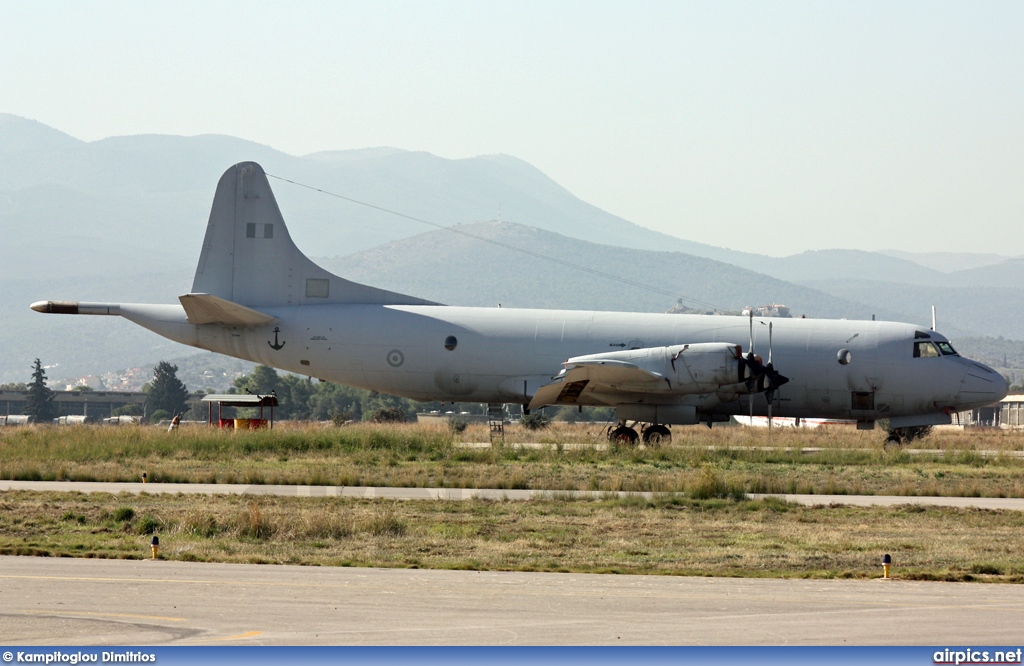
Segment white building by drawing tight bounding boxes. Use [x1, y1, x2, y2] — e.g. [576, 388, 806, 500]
[954, 394, 1024, 428]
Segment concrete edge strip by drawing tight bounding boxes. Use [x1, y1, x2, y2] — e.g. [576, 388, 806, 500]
[1, 480, 1023, 511]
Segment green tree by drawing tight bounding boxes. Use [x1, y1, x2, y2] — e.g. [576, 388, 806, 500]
[362, 393, 415, 422]
[279, 374, 315, 420]
[146, 361, 189, 419]
[233, 364, 282, 396]
[233, 365, 289, 416]
[307, 382, 366, 421]
[111, 403, 144, 417]
[25, 359, 56, 423]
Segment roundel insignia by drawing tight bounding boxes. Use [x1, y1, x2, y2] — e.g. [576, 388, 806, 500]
[386, 350, 405, 367]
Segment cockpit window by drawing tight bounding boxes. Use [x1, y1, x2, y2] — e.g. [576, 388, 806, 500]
[935, 341, 958, 356]
[914, 341, 941, 358]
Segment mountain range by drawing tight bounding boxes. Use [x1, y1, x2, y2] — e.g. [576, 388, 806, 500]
[2, 113, 1021, 387]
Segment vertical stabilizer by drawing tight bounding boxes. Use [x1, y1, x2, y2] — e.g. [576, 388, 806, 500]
[191, 162, 435, 307]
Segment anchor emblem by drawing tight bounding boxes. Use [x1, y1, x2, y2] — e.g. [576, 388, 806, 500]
[268, 327, 286, 350]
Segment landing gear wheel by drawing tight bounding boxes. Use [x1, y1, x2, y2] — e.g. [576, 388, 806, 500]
[642, 424, 671, 446]
[608, 425, 638, 446]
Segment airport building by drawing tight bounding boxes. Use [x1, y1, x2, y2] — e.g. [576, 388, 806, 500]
[1, 389, 164, 420]
[954, 393, 1024, 429]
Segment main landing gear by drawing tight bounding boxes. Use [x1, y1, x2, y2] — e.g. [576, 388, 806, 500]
[643, 424, 671, 445]
[606, 422, 672, 446]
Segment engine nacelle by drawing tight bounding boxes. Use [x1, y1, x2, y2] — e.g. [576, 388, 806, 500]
[577, 342, 742, 395]
[662, 342, 744, 392]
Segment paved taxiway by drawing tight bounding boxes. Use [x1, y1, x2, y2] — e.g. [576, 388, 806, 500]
[3, 482, 1023, 644]
[2, 556, 1023, 645]
[3, 480, 1024, 510]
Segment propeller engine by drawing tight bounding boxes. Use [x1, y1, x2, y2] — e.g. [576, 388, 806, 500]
[740, 314, 791, 425]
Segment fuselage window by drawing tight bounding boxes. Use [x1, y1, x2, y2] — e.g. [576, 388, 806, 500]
[936, 341, 958, 356]
[914, 341, 941, 358]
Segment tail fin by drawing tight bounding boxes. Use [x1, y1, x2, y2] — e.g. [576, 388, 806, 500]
[190, 162, 435, 307]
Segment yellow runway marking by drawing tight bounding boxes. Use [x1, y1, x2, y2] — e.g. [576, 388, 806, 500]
[19, 610, 186, 622]
[191, 630, 264, 643]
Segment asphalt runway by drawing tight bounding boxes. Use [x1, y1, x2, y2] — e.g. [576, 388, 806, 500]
[3, 482, 1024, 645]
[2, 556, 1024, 645]
[3, 480, 1024, 510]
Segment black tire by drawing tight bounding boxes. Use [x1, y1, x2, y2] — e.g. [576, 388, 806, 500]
[608, 425, 639, 446]
[643, 424, 671, 445]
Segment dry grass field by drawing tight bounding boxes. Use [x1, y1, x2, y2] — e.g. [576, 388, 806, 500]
[3, 422, 1024, 581]
[1, 490, 1023, 582]
[1, 422, 1023, 497]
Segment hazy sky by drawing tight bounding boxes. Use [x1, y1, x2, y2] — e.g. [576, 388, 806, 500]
[2, 1, 1021, 257]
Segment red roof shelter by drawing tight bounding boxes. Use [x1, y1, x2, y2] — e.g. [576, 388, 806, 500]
[201, 393, 279, 429]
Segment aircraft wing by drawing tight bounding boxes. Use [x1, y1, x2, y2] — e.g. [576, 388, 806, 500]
[527, 341, 784, 412]
[178, 293, 276, 326]
[528, 359, 666, 410]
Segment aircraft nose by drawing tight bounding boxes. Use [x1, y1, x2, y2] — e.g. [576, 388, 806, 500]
[958, 363, 1008, 409]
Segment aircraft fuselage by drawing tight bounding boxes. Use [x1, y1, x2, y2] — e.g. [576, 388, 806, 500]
[118, 302, 1004, 424]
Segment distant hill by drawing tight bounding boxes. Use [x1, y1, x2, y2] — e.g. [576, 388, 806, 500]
[3, 112, 1010, 287]
[878, 249, 1014, 273]
[0, 113, 756, 282]
[2, 273, 194, 385]
[798, 278, 1024, 340]
[947, 257, 1024, 288]
[323, 221, 928, 324]
[744, 249, 945, 286]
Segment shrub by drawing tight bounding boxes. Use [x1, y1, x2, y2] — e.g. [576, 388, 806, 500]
[135, 515, 161, 535]
[689, 466, 744, 500]
[363, 507, 406, 537]
[520, 412, 551, 431]
[237, 501, 274, 540]
[369, 406, 406, 423]
[886, 425, 933, 446]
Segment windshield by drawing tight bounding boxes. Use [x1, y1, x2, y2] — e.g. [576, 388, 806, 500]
[936, 341, 959, 356]
[914, 341, 941, 358]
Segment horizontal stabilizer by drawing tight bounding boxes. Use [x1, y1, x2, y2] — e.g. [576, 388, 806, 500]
[178, 293, 276, 326]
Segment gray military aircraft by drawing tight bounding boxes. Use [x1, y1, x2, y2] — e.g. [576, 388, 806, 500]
[31, 162, 1007, 443]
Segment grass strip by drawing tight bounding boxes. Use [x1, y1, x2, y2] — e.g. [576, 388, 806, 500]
[2, 490, 1024, 583]
[2, 423, 1024, 498]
